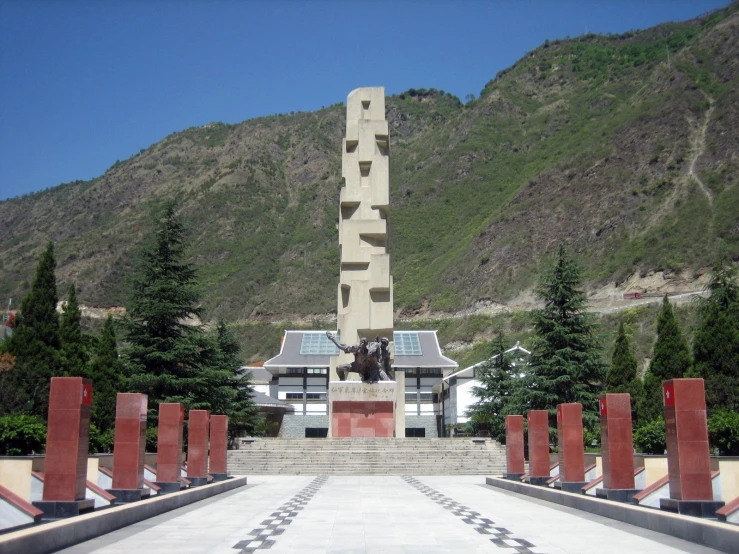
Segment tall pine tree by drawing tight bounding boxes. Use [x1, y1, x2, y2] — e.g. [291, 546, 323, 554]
[693, 257, 739, 412]
[89, 315, 125, 433]
[606, 319, 643, 425]
[59, 284, 88, 376]
[466, 330, 518, 442]
[640, 296, 691, 422]
[517, 243, 604, 430]
[5, 242, 61, 417]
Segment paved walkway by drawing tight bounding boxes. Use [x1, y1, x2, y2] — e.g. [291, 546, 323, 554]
[60, 476, 722, 554]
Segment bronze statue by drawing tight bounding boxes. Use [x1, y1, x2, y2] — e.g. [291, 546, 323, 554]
[326, 331, 393, 383]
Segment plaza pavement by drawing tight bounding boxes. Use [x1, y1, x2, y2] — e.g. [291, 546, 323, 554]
[58, 475, 723, 554]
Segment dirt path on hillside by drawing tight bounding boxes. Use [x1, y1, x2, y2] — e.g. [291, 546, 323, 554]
[688, 91, 715, 206]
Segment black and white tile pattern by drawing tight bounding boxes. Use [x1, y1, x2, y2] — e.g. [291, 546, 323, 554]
[232, 476, 328, 553]
[402, 476, 546, 553]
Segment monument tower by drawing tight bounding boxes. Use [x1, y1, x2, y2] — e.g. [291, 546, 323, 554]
[332, 87, 394, 377]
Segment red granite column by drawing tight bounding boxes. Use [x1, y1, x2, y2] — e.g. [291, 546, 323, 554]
[34, 377, 95, 518]
[597, 393, 639, 502]
[155, 403, 185, 492]
[660, 379, 724, 517]
[505, 415, 525, 480]
[209, 415, 229, 481]
[557, 403, 586, 493]
[527, 410, 550, 485]
[187, 410, 210, 486]
[109, 393, 149, 502]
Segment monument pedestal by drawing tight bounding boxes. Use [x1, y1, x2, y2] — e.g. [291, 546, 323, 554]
[106, 489, 151, 504]
[32, 499, 94, 519]
[659, 498, 725, 518]
[328, 381, 396, 438]
[154, 481, 186, 493]
[596, 488, 641, 503]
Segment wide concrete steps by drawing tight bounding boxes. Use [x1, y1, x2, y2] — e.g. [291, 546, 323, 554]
[227, 438, 507, 475]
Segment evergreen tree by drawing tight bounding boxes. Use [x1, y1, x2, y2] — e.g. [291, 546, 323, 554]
[640, 296, 691, 422]
[5, 242, 61, 417]
[466, 331, 518, 442]
[606, 319, 643, 425]
[59, 284, 88, 376]
[517, 243, 605, 430]
[88, 315, 124, 433]
[607, 321, 637, 390]
[693, 258, 739, 412]
[122, 203, 205, 418]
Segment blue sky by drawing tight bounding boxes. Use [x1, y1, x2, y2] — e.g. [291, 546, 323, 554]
[0, 0, 731, 201]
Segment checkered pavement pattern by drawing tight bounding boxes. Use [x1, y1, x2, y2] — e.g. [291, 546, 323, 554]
[402, 476, 547, 553]
[232, 476, 329, 553]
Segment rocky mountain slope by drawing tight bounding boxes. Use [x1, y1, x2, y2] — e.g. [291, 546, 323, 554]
[1, 4, 737, 323]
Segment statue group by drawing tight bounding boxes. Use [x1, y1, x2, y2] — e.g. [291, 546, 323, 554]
[326, 332, 393, 383]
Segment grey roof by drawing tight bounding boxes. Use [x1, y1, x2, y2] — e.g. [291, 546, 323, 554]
[264, 330, 458, 370]
[244, 366, 273, 383]
[251, 390, 294, 411]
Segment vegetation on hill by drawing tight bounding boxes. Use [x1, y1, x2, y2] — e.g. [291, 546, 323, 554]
[1, 3, 738, 323]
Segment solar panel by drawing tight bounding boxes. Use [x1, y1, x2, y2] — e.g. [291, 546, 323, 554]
[300, 332, 341, 355]
[394, 331, 422, 355]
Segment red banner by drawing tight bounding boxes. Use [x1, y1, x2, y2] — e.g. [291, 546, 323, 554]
[599, 398, 608, 417]
[663, 383, 675, 407]
[82, 383, 93, 406]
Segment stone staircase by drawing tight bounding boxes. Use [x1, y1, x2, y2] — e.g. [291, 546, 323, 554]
[227, 438, 507, 475]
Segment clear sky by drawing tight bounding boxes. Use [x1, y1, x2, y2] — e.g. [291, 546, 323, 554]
[0, 0, 731, 201]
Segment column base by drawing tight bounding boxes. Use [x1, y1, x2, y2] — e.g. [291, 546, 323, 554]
[504, 472, 525, 481]
[32, 499, 95, 519]
[107, 489, 151, 503]
[210, 473, 230, 482]
[595, 488, 641, 503]
[526, 476, 550, 486]
[660, 498, 725, 518]
[557, 481, 589, 494]
[154, 481, 187, 493]
[188, 476, 209, 487]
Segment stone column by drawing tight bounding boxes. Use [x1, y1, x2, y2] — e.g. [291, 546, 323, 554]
[597, 393, 639, 502]
[505, 415, 525, 480]
[155, 403, 185, 493]
[556, 403, 587, 493]
[209, 415, 229, 481]
[660, 379, 724, 517]
[187, 410, 210, 486]
[33, 377, 95, 518]
[527, 410, 550, 486]
[109, 393, 150, 502]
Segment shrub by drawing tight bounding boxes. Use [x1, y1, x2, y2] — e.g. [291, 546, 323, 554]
[146, 427, 158, 453]
[88, 423, 114, 454]
[0, 414, 47, 455]
[633, 418, 666, 454]
[708, 411, 739, 455]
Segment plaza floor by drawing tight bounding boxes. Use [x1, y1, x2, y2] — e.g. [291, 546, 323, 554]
[59, 475, 722, 554]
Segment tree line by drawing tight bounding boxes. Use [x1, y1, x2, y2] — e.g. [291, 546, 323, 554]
[467, 243, 739, 455]
[0, 203, 261, 454]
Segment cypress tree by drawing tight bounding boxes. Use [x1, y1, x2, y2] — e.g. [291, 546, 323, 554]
[88, 315, 124, 433]
[6, 242, 61, 417]
[59, 284, 88, 376]
[518, 243, 605, 430]
[466, 330, 518, 442]
[606, 321, 637, 390]
[693, 258, 739, 412]
[122, 203, 204, 418]
[640, 295, 691, 422]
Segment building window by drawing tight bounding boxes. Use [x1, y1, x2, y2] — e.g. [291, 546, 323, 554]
[419, 392, 433, 404]
[306, 393, 326, 403]
[420, 368, 441, 376]
[287, 368, 303, 375]
[307, 368, 327, 375]
[405, 392, 418, 403]
[394, 331, 422, 355]
[286, 393, 304, 400]
[405, 428, 426, 437]
[300, 332, 340, 355]
[305, 428, 328, 438]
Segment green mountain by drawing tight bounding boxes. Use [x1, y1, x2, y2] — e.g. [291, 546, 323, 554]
[1, 4, 738, 323]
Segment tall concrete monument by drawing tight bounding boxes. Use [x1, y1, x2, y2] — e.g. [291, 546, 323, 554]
[329, 87, 403, 437]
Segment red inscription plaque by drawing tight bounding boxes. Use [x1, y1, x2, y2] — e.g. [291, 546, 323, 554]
[187, 410, 210, 478]
[112, 393, 148, 490]
[209, 415, 229, 475]
[527, 410, 550, 478]
[663, 379, 713, 501]
[600, 393, 635, 490]
[43, 377, 93, 501]
[157, 403, 185, 483]
[505, 415, 525, 475]
[557, 403, 585, 483]
[331, 401, 394, 437]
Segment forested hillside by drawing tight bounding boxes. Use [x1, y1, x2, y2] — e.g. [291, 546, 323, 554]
[1, 3, 737, 323]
